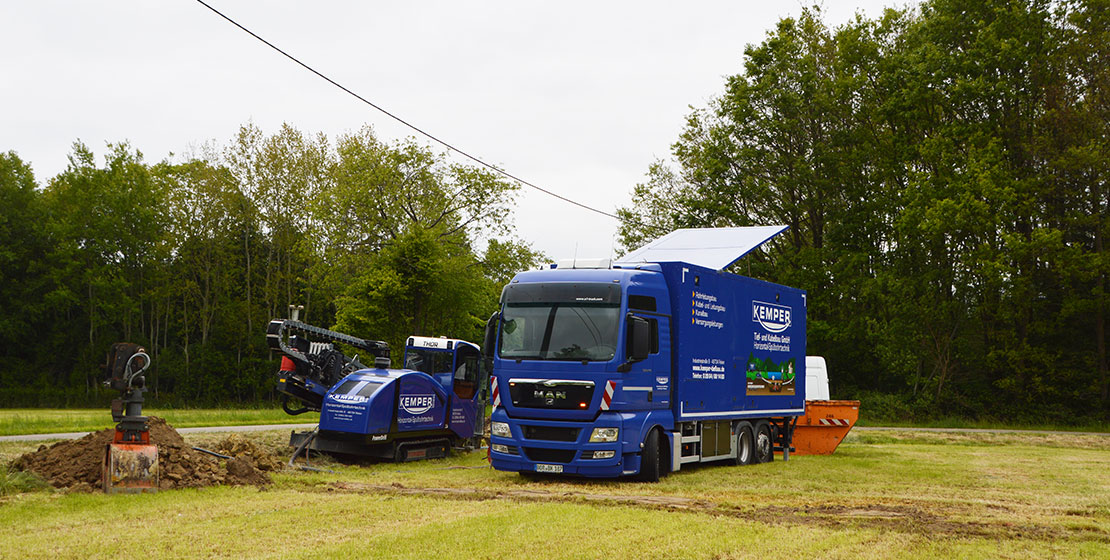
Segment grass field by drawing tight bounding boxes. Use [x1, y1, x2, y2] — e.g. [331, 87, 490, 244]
[0, 408, 317, 436]
[856, 416, 1110, 433]
[2, 429, 1108, 559]
[5, 408, 1106, 438]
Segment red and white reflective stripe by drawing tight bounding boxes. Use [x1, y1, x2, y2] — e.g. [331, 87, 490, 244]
[490, 376, 500, 409]
[600, 380, 616, 410]
[818, 418, 850, 426]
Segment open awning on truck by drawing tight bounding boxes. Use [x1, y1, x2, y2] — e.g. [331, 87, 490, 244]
[616, 225, 789, 271]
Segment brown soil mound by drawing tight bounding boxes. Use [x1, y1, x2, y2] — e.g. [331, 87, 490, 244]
[208, 433, 284, 473]
[10, 417, 274, 492]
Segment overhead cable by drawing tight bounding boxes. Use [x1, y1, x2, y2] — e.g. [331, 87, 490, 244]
[194, 0, 625, 221]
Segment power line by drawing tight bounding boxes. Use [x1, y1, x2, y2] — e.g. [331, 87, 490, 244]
[194, 0, 624, 221]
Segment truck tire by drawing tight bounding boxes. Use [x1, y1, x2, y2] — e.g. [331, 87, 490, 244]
[734, 422, 754, 465]
[637, 429, 663, 482]
[754, 421, 773, 463]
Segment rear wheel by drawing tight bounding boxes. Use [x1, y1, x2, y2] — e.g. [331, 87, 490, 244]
[734, 422, 754, 465]
[754, 422, 773, 463]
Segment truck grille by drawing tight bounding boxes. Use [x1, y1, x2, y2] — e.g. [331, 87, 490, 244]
[522, 447, 577, 464]
[522, 426, 580, 442]
[509, 379, 594, 410]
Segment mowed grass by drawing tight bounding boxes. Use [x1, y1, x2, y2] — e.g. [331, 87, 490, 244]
[0, 408, 317, 436]
[2, 429, 1109, 559]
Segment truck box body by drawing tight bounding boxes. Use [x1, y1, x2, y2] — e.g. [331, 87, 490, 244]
[659, 261, 806, 421]
[487, 226, 806, 478]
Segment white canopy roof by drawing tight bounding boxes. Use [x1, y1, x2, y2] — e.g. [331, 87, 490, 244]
[616, 226, 788, 271]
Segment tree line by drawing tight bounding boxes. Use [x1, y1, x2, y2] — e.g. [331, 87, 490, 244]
[0, 124, 541, 407]
[619, 0, 1108, 423]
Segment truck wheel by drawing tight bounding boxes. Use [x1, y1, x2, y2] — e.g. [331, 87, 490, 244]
[637, 429, 663, 482]
[734, 422, 754, 465]
[754, 422, 773, 463]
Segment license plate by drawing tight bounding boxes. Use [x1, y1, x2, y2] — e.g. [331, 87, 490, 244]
[535, 463, 563, 473]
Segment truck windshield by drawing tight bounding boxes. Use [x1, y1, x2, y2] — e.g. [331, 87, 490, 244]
[499, 303, 620, 361]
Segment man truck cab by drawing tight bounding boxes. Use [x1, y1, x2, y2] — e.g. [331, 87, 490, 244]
[484, 227, 806, 481]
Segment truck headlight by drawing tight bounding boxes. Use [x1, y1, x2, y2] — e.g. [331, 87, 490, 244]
[491, 421, 511, 437]
[589, 427, 619, 442]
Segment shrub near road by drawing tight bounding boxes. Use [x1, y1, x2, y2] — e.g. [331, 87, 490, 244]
[2, 429, 1108, 559]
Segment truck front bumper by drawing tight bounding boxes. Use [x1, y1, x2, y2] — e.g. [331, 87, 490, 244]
[488, 410, 641, 478]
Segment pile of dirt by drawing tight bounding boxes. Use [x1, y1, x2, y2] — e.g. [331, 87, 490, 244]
[207, 433, 284, 473]
[9, 417, 276, 492]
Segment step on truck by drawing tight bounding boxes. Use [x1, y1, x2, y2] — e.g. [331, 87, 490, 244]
[483, 226, 806, 480]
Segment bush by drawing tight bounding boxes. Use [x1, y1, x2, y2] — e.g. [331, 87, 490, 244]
[856, 391, 918, 425]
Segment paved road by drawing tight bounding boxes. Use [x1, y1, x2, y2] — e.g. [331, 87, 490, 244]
[0, 423, 319, 442]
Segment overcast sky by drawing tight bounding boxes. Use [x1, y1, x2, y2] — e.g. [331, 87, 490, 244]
[1, 1, 898, 259]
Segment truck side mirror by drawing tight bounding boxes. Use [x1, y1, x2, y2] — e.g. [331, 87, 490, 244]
[618, 314, 650, 372]
[628, 315, 650, 362]
[482, 311, 500, 360]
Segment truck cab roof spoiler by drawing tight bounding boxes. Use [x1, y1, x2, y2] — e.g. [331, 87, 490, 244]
[615, 225, 789, 271]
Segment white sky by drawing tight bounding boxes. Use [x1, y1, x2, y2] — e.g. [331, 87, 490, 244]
[1, 1, 898, 259]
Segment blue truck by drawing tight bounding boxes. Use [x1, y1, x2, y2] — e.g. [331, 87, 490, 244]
[269, 319, 486, 462]
[483, 226, 805, 481]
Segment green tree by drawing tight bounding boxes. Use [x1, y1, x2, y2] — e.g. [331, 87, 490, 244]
[0, 152, 56, 402]
[618, 1, 1109, 422]
[324, 128, 540, 350]
[40, 142, 169, 402]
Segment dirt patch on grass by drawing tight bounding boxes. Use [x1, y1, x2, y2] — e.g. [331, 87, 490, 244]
[9, 417, 278, 492]
[332, 481, 711, 510]
[749, 502, 1066, 540]
[328, 482, 1110, 543]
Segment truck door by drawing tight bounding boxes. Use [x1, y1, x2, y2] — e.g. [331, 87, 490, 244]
[626, 295, 670, 410]
[447, 344, 484, 440]
[451, 345, 481, 400]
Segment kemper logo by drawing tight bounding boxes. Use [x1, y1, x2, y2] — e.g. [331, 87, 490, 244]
[399, 394, 436, 415]
[330, 393, 367, 404]
[752, 301, 792, 333]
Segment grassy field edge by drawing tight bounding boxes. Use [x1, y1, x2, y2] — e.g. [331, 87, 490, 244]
[0, 408, 318, 436]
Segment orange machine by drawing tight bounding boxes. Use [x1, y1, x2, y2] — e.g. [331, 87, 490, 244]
[784, 357, 860, 455]
[791, 399, 860, 455]
[101, 343, 159, 493]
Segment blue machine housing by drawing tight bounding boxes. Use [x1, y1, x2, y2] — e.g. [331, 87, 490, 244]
[286, 336, 485, 461]
[487, 227, 806, 478]
[319, 365, 481, 440]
